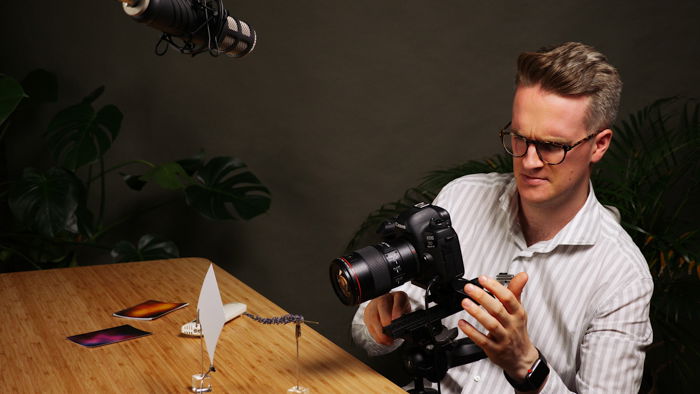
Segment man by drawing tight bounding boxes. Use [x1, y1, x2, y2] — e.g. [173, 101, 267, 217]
[352, 42, 653, 393]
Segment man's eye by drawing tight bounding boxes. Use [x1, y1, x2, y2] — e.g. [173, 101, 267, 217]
[538, 142, 561, 153]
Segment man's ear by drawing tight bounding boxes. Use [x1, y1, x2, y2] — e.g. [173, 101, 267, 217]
[590, 128, 613, 163]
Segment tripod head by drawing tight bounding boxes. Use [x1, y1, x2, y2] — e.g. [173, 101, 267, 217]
[383, 277, 488, 393]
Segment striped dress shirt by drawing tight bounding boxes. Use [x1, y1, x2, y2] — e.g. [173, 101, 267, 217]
[352, 172, 653, 393]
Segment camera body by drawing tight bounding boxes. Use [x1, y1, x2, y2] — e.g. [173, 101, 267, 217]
[330, 202, 464, 306]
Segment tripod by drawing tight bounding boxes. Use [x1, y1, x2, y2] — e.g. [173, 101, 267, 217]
[383, 278, 488, 393]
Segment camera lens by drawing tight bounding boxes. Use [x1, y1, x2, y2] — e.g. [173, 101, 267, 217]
[329, 240, 419, 305]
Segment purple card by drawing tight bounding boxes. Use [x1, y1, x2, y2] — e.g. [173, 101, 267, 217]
[67, 324, 151, 348]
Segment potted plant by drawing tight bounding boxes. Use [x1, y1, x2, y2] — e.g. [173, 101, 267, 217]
[0, 70, 271, 272]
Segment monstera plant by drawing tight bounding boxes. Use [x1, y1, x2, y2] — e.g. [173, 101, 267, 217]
[0, 70, 270, 272]
[347, 98, 699, 393]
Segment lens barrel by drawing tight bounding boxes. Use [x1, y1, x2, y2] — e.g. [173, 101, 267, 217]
[330, 240, 418, 305]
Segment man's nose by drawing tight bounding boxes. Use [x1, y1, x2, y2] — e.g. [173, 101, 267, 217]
[521, 143, 544, 168]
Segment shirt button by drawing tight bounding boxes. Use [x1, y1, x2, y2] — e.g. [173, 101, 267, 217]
[474, 375, 481, 382]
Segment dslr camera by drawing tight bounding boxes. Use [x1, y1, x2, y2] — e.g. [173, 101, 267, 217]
[330, 202, 464, 307]
[329, 203, 486, 388]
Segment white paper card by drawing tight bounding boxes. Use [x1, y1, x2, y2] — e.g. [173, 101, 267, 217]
[197, 264, 226, 365]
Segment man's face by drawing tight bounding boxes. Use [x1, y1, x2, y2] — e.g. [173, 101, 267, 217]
[511, 84, 608, 211]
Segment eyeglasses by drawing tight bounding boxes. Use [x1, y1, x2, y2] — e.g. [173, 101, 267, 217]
[499, 122, 602, 165]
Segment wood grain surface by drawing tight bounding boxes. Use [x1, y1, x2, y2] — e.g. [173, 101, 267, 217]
[0, 258, 403, 393]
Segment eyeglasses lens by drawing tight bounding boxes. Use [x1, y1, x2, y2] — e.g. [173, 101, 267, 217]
[501, 132, 565, 164]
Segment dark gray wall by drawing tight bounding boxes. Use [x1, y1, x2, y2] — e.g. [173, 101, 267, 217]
[2, 0, 699, 382]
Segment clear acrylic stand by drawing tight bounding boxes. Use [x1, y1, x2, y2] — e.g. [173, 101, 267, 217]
[287, 322, 309, 393]
[191, 372, 212, 393]
[191, 311, 215, 392]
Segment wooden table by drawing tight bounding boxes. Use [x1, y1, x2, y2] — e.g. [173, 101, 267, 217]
[0, 258, 404, 393]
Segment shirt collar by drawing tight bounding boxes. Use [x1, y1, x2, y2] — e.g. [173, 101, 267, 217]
[499, 177, 600, 253]
[552, 182, 600, 247]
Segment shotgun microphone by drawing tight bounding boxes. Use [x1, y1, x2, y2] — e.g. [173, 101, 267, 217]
[120, 0, 256, 58]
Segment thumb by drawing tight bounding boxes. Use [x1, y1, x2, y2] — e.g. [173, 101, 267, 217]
[508, 272, 528, 302]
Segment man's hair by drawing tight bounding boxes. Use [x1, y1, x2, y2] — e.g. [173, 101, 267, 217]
[515, 42, 622, 131]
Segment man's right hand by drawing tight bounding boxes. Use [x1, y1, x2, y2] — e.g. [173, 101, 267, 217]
[363, 291, 411, 346]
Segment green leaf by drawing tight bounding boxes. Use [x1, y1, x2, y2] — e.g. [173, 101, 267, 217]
[141, 162, 189, 190]
[185, 156, 271, 220]
[44, 91, 123, 170]
[0, 74, 26, 126]
[8, 167, 85, 238]
[120, 153, 205, 191]
[110, 234, 180, 263]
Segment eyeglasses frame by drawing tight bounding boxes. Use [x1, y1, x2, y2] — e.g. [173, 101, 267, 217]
[498, 121, 604, 165]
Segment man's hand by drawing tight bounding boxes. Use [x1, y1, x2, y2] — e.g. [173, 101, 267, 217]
[458, 273, 540, 382]
[363, 291, 411, 346]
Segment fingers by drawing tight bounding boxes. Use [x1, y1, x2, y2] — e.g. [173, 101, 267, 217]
[391, 291, 411, 320]
[364, 300, 393, 345]
[464, 279, 509, 320]
[377, 292, 407, 326]
[458, 318, 489, 345]
[364, 292, 410, 346]
[460, 274, 530, 342]
[467, 275, 527, 316]
[461, 296, 507, 341]
[377, 296, 394, 327]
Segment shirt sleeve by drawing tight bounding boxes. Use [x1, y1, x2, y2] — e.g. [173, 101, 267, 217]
[539, 276, 654, 394]
[351, 300, 404, 356]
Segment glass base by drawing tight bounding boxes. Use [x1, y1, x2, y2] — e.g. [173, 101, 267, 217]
[191, 373, 212, 392]
[288, 386, 309, 393]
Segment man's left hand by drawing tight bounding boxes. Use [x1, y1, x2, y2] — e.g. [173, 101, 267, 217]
[457, 272, 539, 382]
